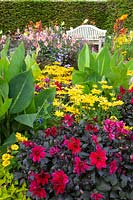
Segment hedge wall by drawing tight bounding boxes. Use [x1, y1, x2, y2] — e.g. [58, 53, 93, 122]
[0, 0, 132, 34]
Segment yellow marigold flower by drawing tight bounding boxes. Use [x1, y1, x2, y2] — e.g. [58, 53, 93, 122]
[119, 14, 128, 21]
[101, 85, 113, 90]
[127, 70, 133, 76]
[2, 153, 12, 161]
[121, 51, 127, 55]
[124, 125, 132, 131]
[16, 132, 21, 138]
[92, 84, 98, 88]
[99, 80, 107, 85]
[112, 100, 124, 106]
[11, 144, 19, 151]
[52, 61, 61, 65]
[2, 160, 10, 167]
[16, 132, 28, 142]
[54, 110, 64, 117]
[109, 93, 115, 97]
[112, 97, 117, 101]
[110, 116, 118, 121]
[64, 105, 80, 114]
[91, 88, 102, 95]
[53, 99, 61, 107]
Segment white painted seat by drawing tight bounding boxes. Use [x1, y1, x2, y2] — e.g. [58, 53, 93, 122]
[66, 25, 107, 51]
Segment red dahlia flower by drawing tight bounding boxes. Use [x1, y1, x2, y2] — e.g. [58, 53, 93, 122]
[119, 86, 126, 95]
[89, 148, 107, 170]
[30, 145, 46, 163]
[73, 156, 89, 175]
[29, 180, 47, 199]
[131, 97, 133, 105]
[49, 146, 60, 156]
[63, 114, 74, 127]
[35, 170, 50, 186]
[67, 137, 81, 154]
[91, 192, 105, 200]
[51, 170, 69, 195]
[45, 126, 58, 137]
[109, 160, 118, 175]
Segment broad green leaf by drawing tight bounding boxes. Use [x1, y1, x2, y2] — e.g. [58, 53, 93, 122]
[110, 50, 124, 67]
[126, 59, 133, 70]
[9, 70, 34, 114]
[0, 57, 9, 78]
[128, 191, 133, 200]
[25, 54, 35, 70]
[96, 179, 111, 192]
[121, 174, 128, 188]
[35, 87, 56, 112]
[0, 78, 9, 99]
[31, 63, 41, 79]
[25, 98, 36, 113]
[78, 43, 91, 71]
[0, 98, 12, 118]
[25, 54, 41, 79]
[89, 52, 96, 69]
[5, 42, 25, 82]
[0, 95, 3, 106]
[0, 132, 16, 155]
[72, 70, 89, 84]
[95, 46, 111, 77]
[2, 132, 16, 146]
[14, 113, 37, 128]
[1, 38, 10, 57]
[107, 62, 129, 89]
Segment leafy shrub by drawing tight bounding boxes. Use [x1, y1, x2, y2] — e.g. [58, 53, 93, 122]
[0, 163, 29, 199]
[0, 40, 56, 146]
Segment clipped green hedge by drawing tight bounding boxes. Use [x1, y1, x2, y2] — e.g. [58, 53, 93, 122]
[0, 0, 132, 34]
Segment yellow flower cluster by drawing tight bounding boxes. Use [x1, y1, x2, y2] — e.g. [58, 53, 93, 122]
[11, 144, 19, 151]
[1, 132, 28, 167]
[16, 132, 28, 142]
[2, 153, 13, 167]
[114, 31, 133, 59]
[35, 65, 124, 118]
[114, 34, 131, 48]
[41, 65, 73, 85]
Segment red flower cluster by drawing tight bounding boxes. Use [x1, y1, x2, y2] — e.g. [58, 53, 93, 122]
[109, 160, 118, 175]
[73, 156, 89, 175]
[104, 119, 130, 140]
[29, 145, 46, 162]
[51, 170, 69, 195]
[63, 114, 74, 127]
[54, 81, 63, 91]
[29, 181, 47, 199]
[89, 147, 107, 170]
[29, 170, 50, 199]
[85, 124, 98, 133]
[91, 192, 105, 200]
[49, 146, 60, 156]
[44, 126, 58, 137]
[64, 137, 81, 154]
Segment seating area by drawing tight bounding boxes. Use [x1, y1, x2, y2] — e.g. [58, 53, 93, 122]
[66, 25, 107, 51]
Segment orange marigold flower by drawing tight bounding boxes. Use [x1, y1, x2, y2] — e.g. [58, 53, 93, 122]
[119, 14, 128, 21]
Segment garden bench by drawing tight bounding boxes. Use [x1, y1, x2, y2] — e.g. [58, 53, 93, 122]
[66, 25, 107, 51]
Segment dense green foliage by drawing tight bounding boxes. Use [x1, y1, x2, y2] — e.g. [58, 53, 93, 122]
[0, 0, 133, 34]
